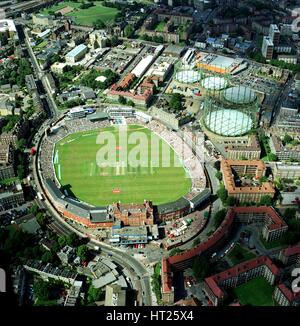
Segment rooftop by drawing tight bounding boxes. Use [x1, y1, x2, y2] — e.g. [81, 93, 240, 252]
[157, 196, 190, 215]
[66, 44, 87, 58]
[0, 19, 16, 33]
[205, 256, 280, 299]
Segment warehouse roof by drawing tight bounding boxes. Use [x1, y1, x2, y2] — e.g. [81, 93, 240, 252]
[66, 44, 87, 58]
[87, 112, 109, 121]
[90, 209, 112, 223]
[157, 197, 190, 215]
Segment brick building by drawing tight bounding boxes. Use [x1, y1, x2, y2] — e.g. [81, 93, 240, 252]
[160, 206, 286, 304]
[279, 244, 300, 266]
[274, 283, 300, 306]
[0, 143, 15, 180]
[111, 201, 154, 226]
[204, 256, 280, 306]
[221, 159, 275, 203]
[226, 135, 261, 160]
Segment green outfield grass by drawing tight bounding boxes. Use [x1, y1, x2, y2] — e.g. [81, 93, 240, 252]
[233, 277, 275, 306]
[54, 125, 192, 206]
[40, 1, 119, 26]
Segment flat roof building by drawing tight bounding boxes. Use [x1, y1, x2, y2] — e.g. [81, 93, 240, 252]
[131, 55, 154, 78]
[269, 24, 280, 47]
[273, 163, 300, 179]
[262, 36, 274, 60]
[204, 256, 280, 306]
[221, 159, 275, 203]
[226, 134, 261, 160]
[110, 226, 148, 245]
[0, 19, 16, 38]
[65, 44, 87, 64]
[105, 284, 126, 306]
[51, 62, 68, 75]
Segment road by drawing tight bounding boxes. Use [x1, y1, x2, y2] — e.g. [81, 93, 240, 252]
[271, 76, 293, 125]
[20, 24, 59, 118]
[20, 19, 154, 304]
[31, 130, 152, 306]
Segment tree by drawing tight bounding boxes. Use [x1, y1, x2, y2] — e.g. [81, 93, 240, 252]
[127, 100, 135, 107]
[41, 251, 54, 264]
[124, 25, 135, 38]
[23, 246, 43, 260]
[17, 164, 25, 179]
[93, 19, 105, 29]
[203, 211, 209, 219]
[214, 160, 221, 171]
[258, 195, 273, 206]
[58, 236, 67, 249]
[77, 245, 89, 261]
[225, 196, 236, 207]
[267, 153, 277, 161]
[66, 233, 80, 247]
[215, 171, 222, 181]
[214, 209, 227, 229]
[169, 93, 183, 111]
[33, 280, 51, 301]
[36, 212, 49, 228]
[281, 231, 300, 246]
[29, 204, 39, 216]
[259, 176, 268, 184]
[275, 177, 284, 191]
[283, 208, 296, 220]
[110, 35, 120, 47]
[118, 95, 127, 105]
[192, 256, 209, 281]
[16, 138, 26, 150]
[151, 263, 162, 303]
[87, 285, 104, 304]
[217, 185, 228, 203]
[283, 134, 293, 145]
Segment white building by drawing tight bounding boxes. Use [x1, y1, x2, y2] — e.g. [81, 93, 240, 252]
[262, 36, 274, 60]
[68, 107, 86, 119]
[0, 19, 16, 38]
[65, 44, 88, 64]
[51, 62, 68, 75]
[89, 30, 108, 49]
[182, 48, 196, 65]
[269, 24, 280, 46]
[277, 54, 297, 64]
[131, 55, 154, 78]
[146, 56, 176, 83]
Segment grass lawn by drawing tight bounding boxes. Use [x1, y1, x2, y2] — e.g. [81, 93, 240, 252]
[233, 277, 275, 306]
[54, 125, 192, 206]
[34, 298, 59, 306]
[155, 21, 166, 32]
[227, 244, 256, 265]
[35, 40, 48, 50]
[0, 177, 20, 186]
[40, 1, 119, 26]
